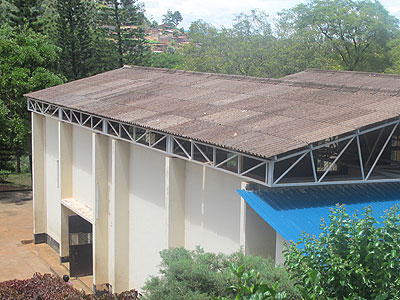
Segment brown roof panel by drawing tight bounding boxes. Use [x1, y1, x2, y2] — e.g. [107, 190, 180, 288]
[26, 66, 400, 158]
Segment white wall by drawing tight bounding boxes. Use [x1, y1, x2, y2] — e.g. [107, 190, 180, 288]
[45, 117, 61, 242]
[32, 113, 46, 237]
[184, 163, 243, 254]
[129, 144, 167, 289]
[40, 117, 282, 290]
[72, 126, 93, 209]
[245, 205, 276, 259]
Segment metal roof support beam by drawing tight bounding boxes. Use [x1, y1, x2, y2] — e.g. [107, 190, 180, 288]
[274, 152, 308, 184]
[365, 122, 399, 180]
[275, 120, 399, 163]
[215, 154, 238, 168]
[318, 136, 355, 183]
[309, 146, 317, 183]
[356, 134, 365, 180]
[240, 161, 266, 177]
[151, 134, 166, 148]
[193, 143, 212, 164]
[172, 137, 191, 160]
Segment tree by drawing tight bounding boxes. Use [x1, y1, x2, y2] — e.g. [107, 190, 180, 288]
[97, 0, 149, 67]
[284, 204, 400, 300]
[5, 0, 44, 32]
[54, 0, 95, 80]
[146, 52, 183, 69]
[278, 0, 399, 71]
[162, 9, 183, 28]
[181, 12, 278, 77]
[0, 25, 64, 171]
[385, 38, 400, 74]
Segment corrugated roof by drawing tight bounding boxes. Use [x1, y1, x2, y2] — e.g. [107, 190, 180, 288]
[25, 66, 400, 158]
[237, 183, 400, 244]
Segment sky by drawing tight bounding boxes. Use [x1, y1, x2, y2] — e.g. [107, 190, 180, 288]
[142, 0, 400, 30]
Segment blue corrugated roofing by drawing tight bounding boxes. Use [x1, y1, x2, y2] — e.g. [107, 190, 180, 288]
[237, 183, 400, 244]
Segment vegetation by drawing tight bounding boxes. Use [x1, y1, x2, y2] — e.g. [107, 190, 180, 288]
[162, 9, 183, 28]
[0, 25, 64, 172]
[180, 0, 399, 77]
[0, 273, 140, 299]
[142, 247, 300, 300]
[284, 204, 400, 300]
[0, 170, 11, 183]
[97, 0, 149, 67]
[215, 264, 287, 300]
[54, 0, 95, 80]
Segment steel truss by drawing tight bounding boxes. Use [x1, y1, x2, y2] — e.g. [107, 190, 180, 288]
[272, 118, 400, 187]
[28, 98, 400, 187]
[27, 99, 270, 185]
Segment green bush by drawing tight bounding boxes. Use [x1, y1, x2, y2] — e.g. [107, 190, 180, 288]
[142, 247, 300, 300]
[284, 204, 400, 300]
[215, 264, 286, 300]
[0, 169, 11, 182]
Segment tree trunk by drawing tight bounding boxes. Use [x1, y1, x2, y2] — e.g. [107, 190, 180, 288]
[114, 0, 124, 67]
[16, 154, 21, 173]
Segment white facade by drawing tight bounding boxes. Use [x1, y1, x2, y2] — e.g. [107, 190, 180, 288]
[32, 112, 286, 293]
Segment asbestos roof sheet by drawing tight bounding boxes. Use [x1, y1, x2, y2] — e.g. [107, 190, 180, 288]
[238, 183, 400, 244]
[26, 67, 400, 158]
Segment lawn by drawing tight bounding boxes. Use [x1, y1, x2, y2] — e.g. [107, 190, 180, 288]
[0, 172, 32, 191]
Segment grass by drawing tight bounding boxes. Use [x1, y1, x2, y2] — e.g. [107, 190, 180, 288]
[0, 172, 31, 191]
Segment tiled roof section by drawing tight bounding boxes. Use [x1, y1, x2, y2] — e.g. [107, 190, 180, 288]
[26, 67, 400, 158]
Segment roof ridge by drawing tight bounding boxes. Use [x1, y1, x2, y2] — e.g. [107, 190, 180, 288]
[123, 65, 273, 83]
[305, 68, 400, 79]
[123, 65, 400, 95]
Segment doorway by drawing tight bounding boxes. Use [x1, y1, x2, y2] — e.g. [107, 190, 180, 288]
[68, 215, 93, 277]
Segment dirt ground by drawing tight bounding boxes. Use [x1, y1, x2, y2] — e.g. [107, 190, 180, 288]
[0, 191, 91, 293]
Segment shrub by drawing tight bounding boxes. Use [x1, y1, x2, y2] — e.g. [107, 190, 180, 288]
[142, 247, 300, 300]
[284, 204, 400, 300]
[0, 273, 140, 300]
[0, 169, 11, 182]
[215, 264, 286, 300]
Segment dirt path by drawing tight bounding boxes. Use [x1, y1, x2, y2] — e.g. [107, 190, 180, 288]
[0, 191, 91, 293]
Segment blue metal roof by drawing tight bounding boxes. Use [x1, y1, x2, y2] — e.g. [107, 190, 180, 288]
[237, 183, 400, 244]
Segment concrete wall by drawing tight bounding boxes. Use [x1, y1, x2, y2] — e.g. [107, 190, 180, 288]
[32, 113, 46, 238]
[72, 126, 93, 210]
[37, 115, 285, 292]
[184, 163, 243, 254]
[245, 205, 276, 259]
[45, 117, 61, 243]
[129, 144, 167, 289]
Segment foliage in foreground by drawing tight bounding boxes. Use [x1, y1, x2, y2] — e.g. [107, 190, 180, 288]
[284, 204, 400, 300]
[0, 273, 140, 300]
[0, 170, 11, 183]
[215, 264, 286, 300]
[142, 247, 300, 300]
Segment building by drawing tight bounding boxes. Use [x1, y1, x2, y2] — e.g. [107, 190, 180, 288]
[26, 67, 400, 294]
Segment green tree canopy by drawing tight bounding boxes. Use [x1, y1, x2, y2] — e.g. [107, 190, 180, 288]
[97, 0, 149, 67]
[0, 25, 64, 170]
[5, 0, 44, 32]
[162, 9, 183, 28]
[54, 0, 95, 80]
[278, 0, 399, 71]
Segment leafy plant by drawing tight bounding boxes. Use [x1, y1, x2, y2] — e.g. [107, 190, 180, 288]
[284, 204, 400, 300]
[0, 170, 11, 182]
[142, 247, 300, 300]
[215, 264, 286, 300]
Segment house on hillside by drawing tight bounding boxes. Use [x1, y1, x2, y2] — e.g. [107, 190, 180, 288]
[26, 67, 400, 295]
